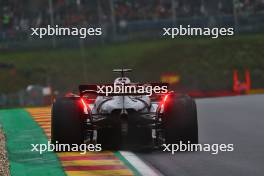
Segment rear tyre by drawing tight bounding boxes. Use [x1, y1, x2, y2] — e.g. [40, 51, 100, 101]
[51, 97, 85, 145]
[163, 94, 198, 144]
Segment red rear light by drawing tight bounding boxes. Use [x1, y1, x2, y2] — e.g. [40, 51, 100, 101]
[80, 98, 89, 114]
[80, 98, 87, 109]
[163, 94, 169, 104]
[159, 94, 169, 113]
[161, 94, 169, 106]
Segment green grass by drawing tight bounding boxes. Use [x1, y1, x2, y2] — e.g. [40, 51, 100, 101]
[1, 34, 264, 93]
[0, 109, 65, 176]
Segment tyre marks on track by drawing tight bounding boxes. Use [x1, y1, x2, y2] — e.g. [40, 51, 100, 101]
[26, 107, 135, 176]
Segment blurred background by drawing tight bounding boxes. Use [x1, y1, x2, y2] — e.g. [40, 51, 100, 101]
[0, 0, 264, 107]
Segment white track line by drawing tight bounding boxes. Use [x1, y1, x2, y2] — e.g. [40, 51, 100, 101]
[119, 151, 163, 176]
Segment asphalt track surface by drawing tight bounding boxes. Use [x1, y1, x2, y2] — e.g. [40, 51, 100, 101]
[136, 95, 264, 176]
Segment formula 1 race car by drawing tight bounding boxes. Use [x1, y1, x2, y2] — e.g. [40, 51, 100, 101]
[51, 69, 198, 150]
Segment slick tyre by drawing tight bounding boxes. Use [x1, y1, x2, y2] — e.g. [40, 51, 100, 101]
[51, 97, 85, 145]
[163, 94, 198, 144]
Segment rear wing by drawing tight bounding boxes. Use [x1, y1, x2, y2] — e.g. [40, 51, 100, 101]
[113, 69, 132, 77]
[79, 83, 169, 97]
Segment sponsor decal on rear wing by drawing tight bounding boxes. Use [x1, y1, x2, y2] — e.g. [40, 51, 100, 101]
[79, 83, 169, 97]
